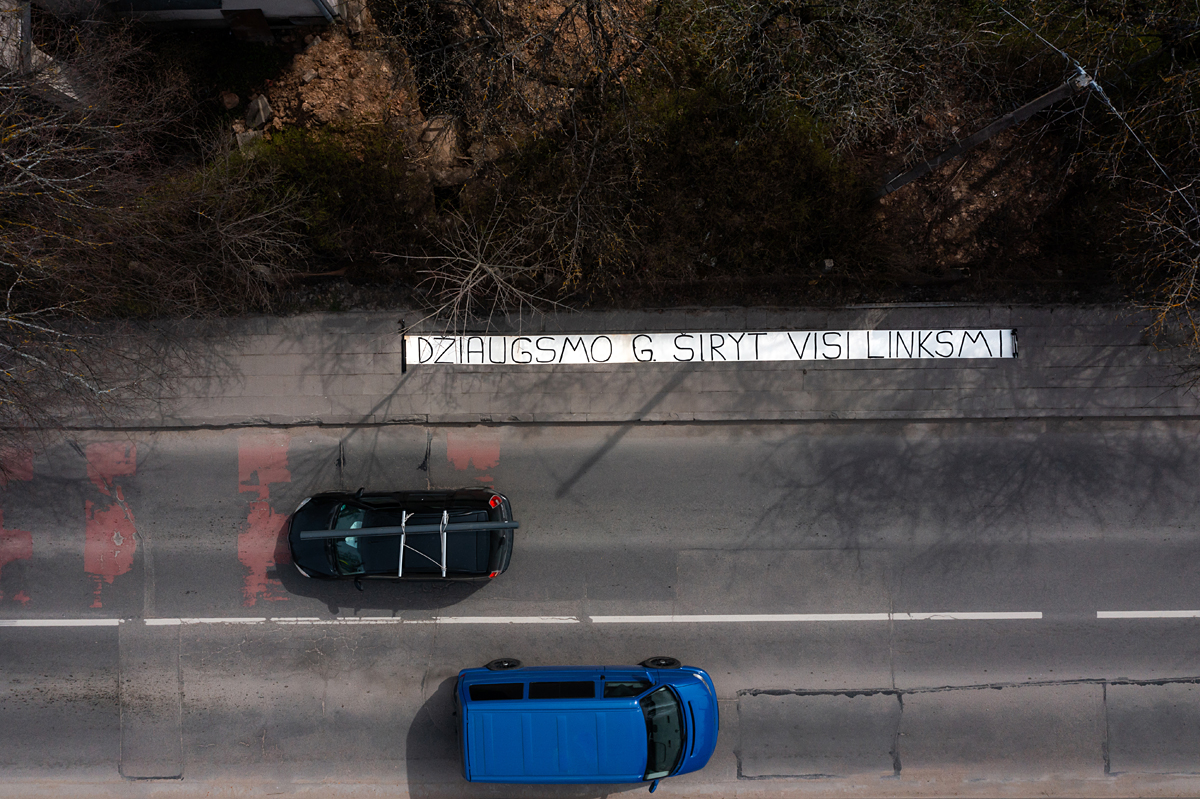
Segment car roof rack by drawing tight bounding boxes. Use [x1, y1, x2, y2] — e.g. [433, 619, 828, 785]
[299, 512, 520, 577]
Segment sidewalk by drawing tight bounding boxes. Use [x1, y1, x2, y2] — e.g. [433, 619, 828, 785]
[141, 304, 1200, 428]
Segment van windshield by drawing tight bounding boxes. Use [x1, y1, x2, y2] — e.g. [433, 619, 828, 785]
[640, 686, 685, 780]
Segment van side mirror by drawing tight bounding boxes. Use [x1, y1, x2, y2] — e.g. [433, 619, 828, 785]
[648, 779, 659, 793]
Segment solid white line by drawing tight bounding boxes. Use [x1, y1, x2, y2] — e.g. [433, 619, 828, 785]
[589, 612, 1042, 623]
[895, 612, 1043, 621]
[0, 618, 120, 627]
[177, 617, 267, 624]
[413, 616, 581, 624]
[1098, 610, 1200, 618]
[288, 617, 404, 625]
[590, 613, 891, 623]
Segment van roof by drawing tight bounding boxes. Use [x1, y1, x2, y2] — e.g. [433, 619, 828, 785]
[465, 700, 647, 781]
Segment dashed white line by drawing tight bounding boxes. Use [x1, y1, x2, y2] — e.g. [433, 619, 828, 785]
[1098, 610, 1200, 618]
[895, 612, 1042, 621]
[0, 618, 120, 627]
[411, 616, 581, 624]
[24, 610, 1200, 627]
[591, 613, 890, 623]
[277, 617, 401, 625]
[590, 612, 1042, 623]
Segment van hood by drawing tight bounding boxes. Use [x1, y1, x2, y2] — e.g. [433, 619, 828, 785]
[466, 705, 647, 783]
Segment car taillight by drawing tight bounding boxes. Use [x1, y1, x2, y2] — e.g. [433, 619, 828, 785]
[488, 570, 499, 578]
[489, 495, 502, 508]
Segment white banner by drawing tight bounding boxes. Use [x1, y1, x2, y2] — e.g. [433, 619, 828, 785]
[404, 329, 1017, 366]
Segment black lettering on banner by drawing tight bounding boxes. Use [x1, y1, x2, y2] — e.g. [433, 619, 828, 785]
[918, 331, 935, 357]
[822, 331, 842, 360]
[958, 330, 992, 357]
[435, 337, 456, 364]
[633, 334, 654, 362]
[560, 336, 590, 363]
[787, 332, 812, 359]
[511, 337, 533, 364]
[535, 337, 556, 364]
[895, 332, 914, 358]
[728, 332, 746, 359]
[466, 336, 485, 364]
[488, 337, 507, 364]
[935, 330, 954, 357]
[709, 334, 726, 360]
[417, 337, 434, 364]
[674, 334, 695, 362]
[590, 335, 613, 363]
[867, 331, 884, 358]
[748, 332, 765, 359]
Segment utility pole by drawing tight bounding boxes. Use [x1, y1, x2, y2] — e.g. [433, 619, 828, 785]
[874, 71, 1094, 199]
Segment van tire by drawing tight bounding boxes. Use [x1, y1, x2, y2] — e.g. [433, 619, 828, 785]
[640, 657, 681, 669]
[485, 658, 523, 671]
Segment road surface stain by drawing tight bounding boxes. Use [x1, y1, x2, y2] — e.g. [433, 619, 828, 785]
[238, 432, 292, 606]
[84, 442, 138, 609]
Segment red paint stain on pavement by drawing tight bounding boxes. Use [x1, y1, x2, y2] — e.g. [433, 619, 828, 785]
[0, 510, 33, 604]
[83, 442, 138, 609]
[446, 431, 500, 483]
[0, 450, 33, 487]
[238, 433, 292, 607]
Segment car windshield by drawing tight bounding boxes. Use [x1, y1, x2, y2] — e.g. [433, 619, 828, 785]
[640, 686, 685, 780]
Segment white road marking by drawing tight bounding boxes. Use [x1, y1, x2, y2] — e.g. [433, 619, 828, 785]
[591, 613, 890, 623]
[1098, 610, 1200, 618]
[0, 618, 120, 627]
[146, 617, 268, 625]
[279, 617, 403, 625]
[35, 610, 1200, 627]
[590, 612, 1042, 623]
[413, 616, 581, 624]
[895, 612, 1043, 621]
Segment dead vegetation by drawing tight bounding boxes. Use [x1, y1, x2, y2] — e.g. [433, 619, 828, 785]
[4, 0, 1200, 451]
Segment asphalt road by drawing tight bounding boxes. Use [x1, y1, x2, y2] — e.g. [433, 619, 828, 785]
[2, 420, 1200, 797]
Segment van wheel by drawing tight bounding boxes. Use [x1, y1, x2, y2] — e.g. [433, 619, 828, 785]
[640, 657, 681, 669]
[485, 658, 522, 671]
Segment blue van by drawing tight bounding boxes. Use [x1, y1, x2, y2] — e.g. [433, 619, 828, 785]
[456, 658, 719, 791]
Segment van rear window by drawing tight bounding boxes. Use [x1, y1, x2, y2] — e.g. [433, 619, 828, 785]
[469, 683, 524, 701]
[528, 681, 595, 699]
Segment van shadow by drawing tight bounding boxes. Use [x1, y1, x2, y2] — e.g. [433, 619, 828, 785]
[405, 676, 645, 799]
[272, 517, 487, 615]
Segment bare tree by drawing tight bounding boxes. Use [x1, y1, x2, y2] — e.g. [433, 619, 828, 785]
[384, 205, 561, 330]
[986, 2, 1200, 351]
[660, 0, 992, 154]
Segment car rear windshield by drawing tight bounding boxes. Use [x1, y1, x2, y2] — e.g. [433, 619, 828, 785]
[641, 687, 685, 780]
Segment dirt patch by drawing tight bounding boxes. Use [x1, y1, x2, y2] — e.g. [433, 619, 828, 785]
[266, 27, 422, 132]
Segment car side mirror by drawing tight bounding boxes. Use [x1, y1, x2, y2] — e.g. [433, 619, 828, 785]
[648, 779, 659, 793]
[354, 577, 364, 592]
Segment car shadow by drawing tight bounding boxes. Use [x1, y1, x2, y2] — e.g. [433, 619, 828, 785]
[405, 675, 645, 799]
[272, 516, 489, 614]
